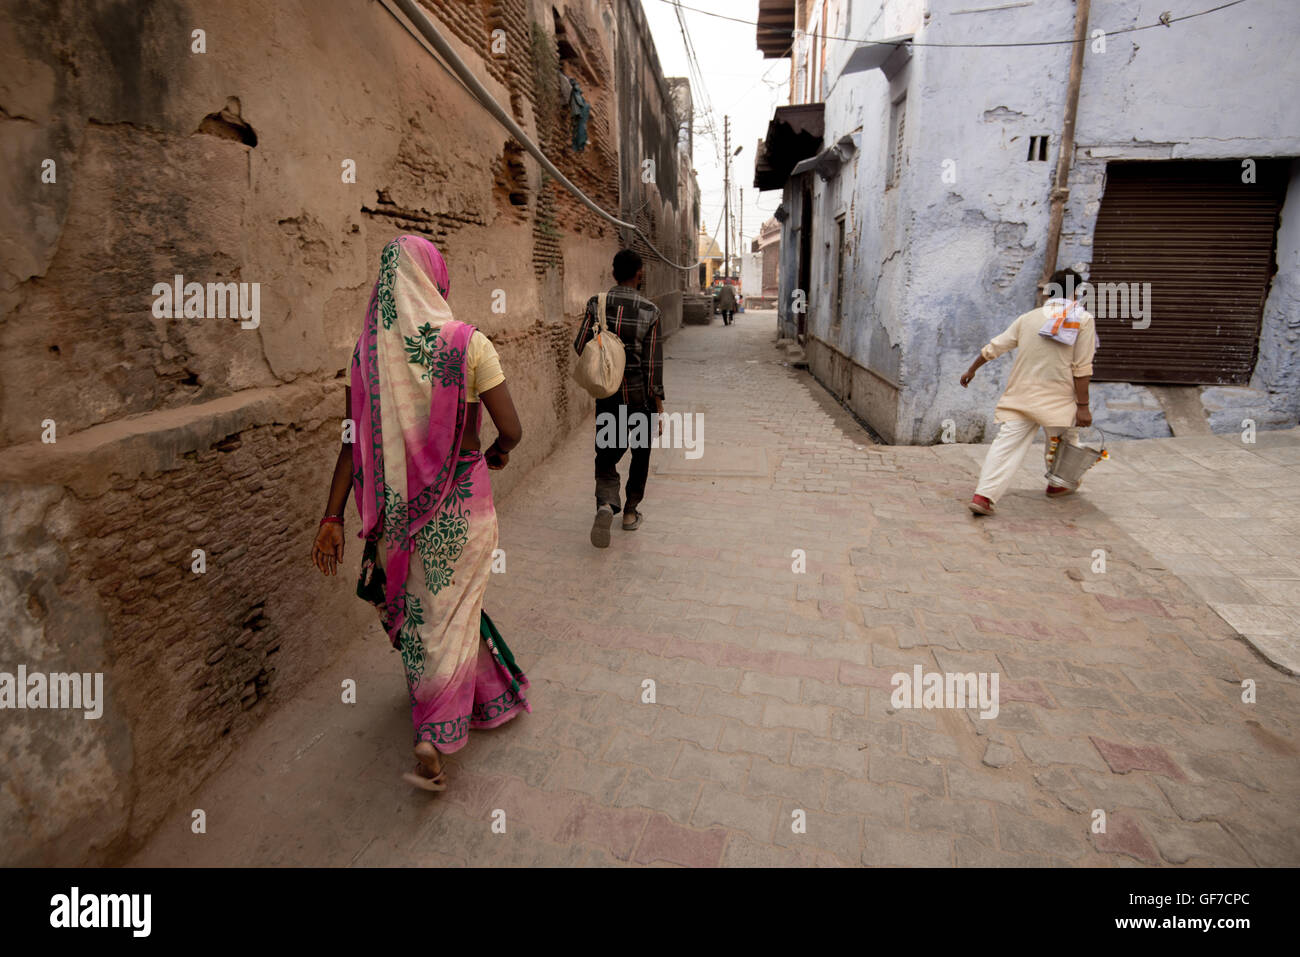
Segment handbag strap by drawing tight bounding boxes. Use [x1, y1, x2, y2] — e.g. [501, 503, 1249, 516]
[594, 292, 608, 335]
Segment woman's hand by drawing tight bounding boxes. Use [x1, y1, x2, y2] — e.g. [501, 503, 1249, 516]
[312, 522, 345, 575]
[485, 443, 509, 470]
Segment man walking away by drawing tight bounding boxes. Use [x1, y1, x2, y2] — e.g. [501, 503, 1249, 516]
[717, 282, 737, 326]
[575, 249, 665, 547]
[960, 268, 1096, 515]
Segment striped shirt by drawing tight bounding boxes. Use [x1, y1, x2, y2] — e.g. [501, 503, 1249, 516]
[574, 284, 665, 407]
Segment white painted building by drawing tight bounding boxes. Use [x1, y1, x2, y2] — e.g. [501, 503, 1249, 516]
[754, 0, 1300, 443]
[741, 251, 764, 299]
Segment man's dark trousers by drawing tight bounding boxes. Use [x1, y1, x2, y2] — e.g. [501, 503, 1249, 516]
[594, 395, 653, 515]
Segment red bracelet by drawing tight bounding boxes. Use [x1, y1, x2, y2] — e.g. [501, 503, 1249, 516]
[320, 515, 343, 526]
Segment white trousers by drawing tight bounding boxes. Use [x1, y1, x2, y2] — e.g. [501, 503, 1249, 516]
[974, 419, 1075, 504]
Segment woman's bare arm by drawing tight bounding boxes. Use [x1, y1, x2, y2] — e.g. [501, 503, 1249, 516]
[479, 381, 522, 469]
[322, 386, 355, 517]
[312, 386, 354, 575]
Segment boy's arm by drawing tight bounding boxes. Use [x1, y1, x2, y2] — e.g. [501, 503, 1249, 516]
[643, 311, 664, 408]
[1072, 319, 1096, 425]
[960, 354, 988, 387]
[960, 317, 1020, 387]
[573, 297, 596, 355]
[1073, 375, 1092, 426]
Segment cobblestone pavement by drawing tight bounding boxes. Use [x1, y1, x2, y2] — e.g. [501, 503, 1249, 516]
[132, 311, 1300, 867]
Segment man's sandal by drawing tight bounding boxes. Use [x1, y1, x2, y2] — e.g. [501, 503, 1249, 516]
[591, 505, 613, 548]
[622, 509, 642, 531]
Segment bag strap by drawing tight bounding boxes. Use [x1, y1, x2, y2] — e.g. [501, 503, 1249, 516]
[594, 292, 608, 335]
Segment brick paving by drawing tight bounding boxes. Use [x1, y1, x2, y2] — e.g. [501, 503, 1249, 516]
[131, 311, 1300, 867]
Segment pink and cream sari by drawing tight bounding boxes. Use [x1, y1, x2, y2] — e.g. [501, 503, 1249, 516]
[350, 235, 529, 752]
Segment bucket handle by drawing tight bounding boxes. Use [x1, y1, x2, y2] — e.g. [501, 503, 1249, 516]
[1074, 425, 1105, 450]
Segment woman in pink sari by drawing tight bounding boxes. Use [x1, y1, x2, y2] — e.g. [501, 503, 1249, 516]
[311, 234, 530, 791]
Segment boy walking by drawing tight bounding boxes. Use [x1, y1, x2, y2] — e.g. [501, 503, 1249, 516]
[960, 269, 1097, 515]
[574, 249, 665, 547]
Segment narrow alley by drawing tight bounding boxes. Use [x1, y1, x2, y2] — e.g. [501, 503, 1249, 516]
[131, 312, 1300, 868]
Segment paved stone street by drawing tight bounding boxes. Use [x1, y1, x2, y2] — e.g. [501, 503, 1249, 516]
[132, 311, 1300, 867]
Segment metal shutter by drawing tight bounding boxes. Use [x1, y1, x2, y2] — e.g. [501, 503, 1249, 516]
[1089, 160, 1286, 385]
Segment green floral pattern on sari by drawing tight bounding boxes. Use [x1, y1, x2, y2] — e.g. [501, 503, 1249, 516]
[382, 481, 409, 542]
[376, 241, 400, 330]
[409, 456, 477, 595]
[404, 322, 465, 386]
[415, 503, 470, 594]
[398, 593, 426, 703]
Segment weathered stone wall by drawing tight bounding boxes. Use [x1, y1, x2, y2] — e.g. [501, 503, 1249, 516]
[0, 0, 683, 864]
[773, 0, 1300, 445]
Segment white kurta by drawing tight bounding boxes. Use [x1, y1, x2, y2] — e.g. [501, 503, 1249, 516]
[981, 305, 1096, 427]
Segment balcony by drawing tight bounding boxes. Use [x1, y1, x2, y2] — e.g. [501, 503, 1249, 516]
[753, 103, 824, 191]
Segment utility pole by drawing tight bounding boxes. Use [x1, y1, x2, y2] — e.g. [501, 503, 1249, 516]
[739, 187, 744, 279]
[723, 115, 731, 279]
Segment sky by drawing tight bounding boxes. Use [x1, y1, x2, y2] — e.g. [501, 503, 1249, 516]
[640, 0, 790, 258]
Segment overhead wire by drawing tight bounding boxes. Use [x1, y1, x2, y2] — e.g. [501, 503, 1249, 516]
[653, 0, 1251, 49]
[388, 0, 701, 270]
[672, 0, 725, 170]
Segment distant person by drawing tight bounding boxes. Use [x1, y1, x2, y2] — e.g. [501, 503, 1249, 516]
[959, 268, 1096, 515]
[717, 282, 737, 326]
[311, 235, 530, 792]
[574, 248, 665, 546]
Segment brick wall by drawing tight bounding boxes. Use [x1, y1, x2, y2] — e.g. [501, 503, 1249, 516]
[0, 0, 637, 865]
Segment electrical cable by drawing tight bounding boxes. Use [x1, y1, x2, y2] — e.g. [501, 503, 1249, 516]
[390, 0, 701, 270]
[673, 0, 725, 170]
[657, 0, 1251, 49]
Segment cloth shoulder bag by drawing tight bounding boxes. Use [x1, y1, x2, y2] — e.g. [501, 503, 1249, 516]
[573, 291, 626, 398]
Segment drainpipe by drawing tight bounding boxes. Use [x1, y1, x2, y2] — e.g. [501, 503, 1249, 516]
[1037, 0, 1091, 303]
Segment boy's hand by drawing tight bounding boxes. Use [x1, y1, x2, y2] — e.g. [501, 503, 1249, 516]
[960, 370, 975, 388]
[1075, 405, 1092, 427]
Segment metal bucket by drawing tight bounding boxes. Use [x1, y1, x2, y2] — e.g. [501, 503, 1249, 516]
[1045, 427, 1106, 490]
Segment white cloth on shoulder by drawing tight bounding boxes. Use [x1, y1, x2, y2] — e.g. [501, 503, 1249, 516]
[1037, 298, 1088, 346]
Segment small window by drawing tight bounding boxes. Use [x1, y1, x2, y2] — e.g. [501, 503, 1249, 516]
[1027, 135, 1050, 162]
[833, 215, 847, 328]
[887, 95, 907, 188]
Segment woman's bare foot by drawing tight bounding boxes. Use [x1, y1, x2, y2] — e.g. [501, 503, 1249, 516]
[402, 741, 448, 791]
